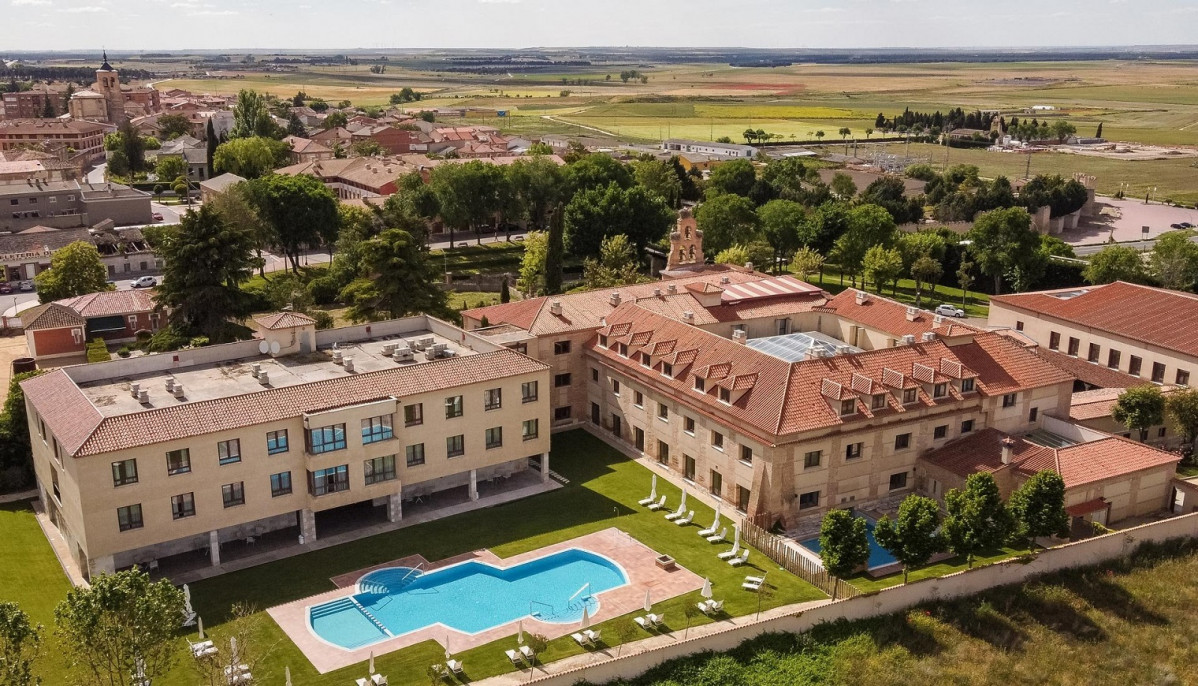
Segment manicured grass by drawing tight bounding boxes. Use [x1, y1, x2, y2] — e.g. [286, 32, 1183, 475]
[806, 265, 991, 319]
[431, 240, 525, 275]
[847, 547, 1026, 593]
[446, 290, 502, 311]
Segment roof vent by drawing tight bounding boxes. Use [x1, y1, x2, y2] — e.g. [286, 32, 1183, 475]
[549, 299, 563, 316]
[164, 378, 175, 392]
[682, 311, 695, 324]
[667, 284, 677, 295]
[137, 389, 150, 404]
[744, 261, 754, 271]
[653, 288, 662, 297]
[905, 307, 918, 322]
[129, 382, 140, 398]
[172, 384, 185, 399]
[732, 329, 748, 344]
[609, 292, 621, 306]
[901, 334, 916, 345]
[343, 356, 354, 372]
[332, 349, 344, 365]
[1001, 437, 1016, 464]
[258, 371, 270, 386]
[933, 315, 944, 326]
[921, 331, 936, 343]
[808, 347, 826, 359]
[855, 290, 868, 305]
[250, 363, 261, 378]
[720, 275, 731, 285]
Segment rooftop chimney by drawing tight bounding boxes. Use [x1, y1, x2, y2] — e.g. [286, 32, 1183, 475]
[933, 315, 944, 326]
[164, 378, 175, 392]
[905, 307, 918, 322]
[921, 331, 936, 342]
[682, 311, 695, 324]
[137, 389, 150, 404]
[732, 329, 748, 344]
[251, 363, 261, 378]
[653, 288, 662, 297]
[901, 334, 916, 345]
[129, 382, 140, 398]
[343, 357, 355, 372]
[720, 275, 730, 285]
[1000, 437, 1016, 465]
[855, 290, 868, 305]
[609, 292, 621, 307]
[172, 384, 185, 399]
[332, 350, 344, 365]
[258, 371, 270, 386]
[549, 300, 563, 316]
[667, 284, 677, 295]
[744, 261, 754, 271]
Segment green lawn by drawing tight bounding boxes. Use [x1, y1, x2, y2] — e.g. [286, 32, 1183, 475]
[807, 264, 991, 319]
[848, 547, 1026, 593]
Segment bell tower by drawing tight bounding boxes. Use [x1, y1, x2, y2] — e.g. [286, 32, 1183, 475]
[95, 52, 126, 123]
[666, 208, 704, 271]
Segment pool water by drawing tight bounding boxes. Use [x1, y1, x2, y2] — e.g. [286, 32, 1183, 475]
[800, 519, 899, 570]
[309, 548, 628, 650]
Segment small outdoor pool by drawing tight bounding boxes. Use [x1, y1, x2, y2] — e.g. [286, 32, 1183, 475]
[309, 548, 628, 650]
[800, 518, 898, 570]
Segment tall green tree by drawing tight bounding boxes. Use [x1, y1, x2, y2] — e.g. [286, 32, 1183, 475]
[154, 205, 256, 339]
[705, 158, 756, 198]
[829, 172, 857, 200]
[874, 494, 944, 583]
[205, 118, 217, 179]
[943, 472, 1013, 568]
[157, 113, 191, 140]
[829, 204, 897, 288]
[248, 173, 339, 272]
[790, 246, 825, 284]
[563, 183, 672, 257]
[861, 175, 923, 224]
[862, 244, 903, 294]
[582, 234, 643, 289]
[154, 155, 188, 184]
[563, 153, 633, 195]
[1008, 471, 1070, 551]
[506, 156, 563, 231]
[54, 569, 184, 686]
[1150, 230, 1198, 291]
[818, 509, 870, 599]
[340, 228, 447, 322]
[518, 231, 548, 297]
[0, 371, 42, 492]
[33, 241, 110, 303]
[0, 601, 41, 686]
[206, 180, 270, 277]
[544, 205, 565, 295]
[230, 89, 276, 139]
[1112, 385, 1166, 441]
[1083, 244, 1150, 285]
[966, 206, 1040, 294]
[429, 161, 506, 245]
[213, 137, 288, 179]
[633, 159, 682, 208]
[756, 199, 809, 265]
[1165, 388, 1198, 459]
[695, 193, 759, 255]
[910, 255, 943, 307]
[117, 119, 146, 173]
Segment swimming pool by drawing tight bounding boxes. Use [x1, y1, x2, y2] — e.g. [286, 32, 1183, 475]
[308, 548, 628, 650]
[799, 518, 898, 570]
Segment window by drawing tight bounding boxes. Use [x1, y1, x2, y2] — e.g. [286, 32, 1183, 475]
[902, 388, 918, 404]
[798, 491, 820, 510]
[267, 429, 289, 455]
[737, 485, 751, 512]
[1067, 337, 1080, 356]
[1158, 427, 1167, 438]
[111, 459, 138, 487]
[658, 440, 670, 464]
[709, 470, 723, 497]
[871, 394, 887, 410]
[634, 390, 644, 407]
[309, 465, 349, 496]
[934, 425, 948, 440]
[522, 419, 539, 440]
[610, 379, 620, 395]
[1087, 343, 1100, 363]
[555, 406, 573, 422]
[1152, 362, 1166, 384]
[840, 399, 856, 416]
[894, 433, 911, 450]
[51, 469, 59, 501]
[555, 373, 572, 388]
[1177, 370, 1190, 387]
[485, 427, 503, 449]
[617, 343, 628, 357]
[961, 378, 975, 393]
[598, 334, 608, 348]
[590, 403, 600, 424]
[446, 434, 465, 458]
[270, 471, 292, 497]
[845, 442, 863, 460]
[657, 403, 668, 420]
[484, 388, 502, 411]
[1108, 350, 1121, 370]
[693, 377, 705, 392]
[740, 445, 753, 465]
[365, 455, 397, 484]
[591, 368, 599, 382]
[522, 381, 538, 403]
[961, 419, 975, 433]
[405, 443, 425, 467]
[1049, 332, 1061, 350]
[661, 362, 673, 378]
[362, 416, 394, 444]
[309, 424, 347, 453]
[554, 340, 571, 355]
[222, 481, 245, 508]
[1129, 356, 1142, 377]
[404, 403, 423, 426]
[933, 383, 947, 399]
[218, 439, 241, 465]
[1002, 393, 1018, 408]
[684, 416, 695, 434]
[1015, 320, 1024, 331]
[803, 450, 822, 469]
[718, 387, 731, 404]
[640, 352, 652, 368]
[117, 504, 143, 531]
[634, 427, 645, 451]
[889, 472, 909, 491]
[445, 395, 464, 419]
[684, 454, 696, 480]
[171, 492, 196, 519]
[711, 431, 724, 450]
[776, 318, 790, 335]
[166, 448, 191, 475]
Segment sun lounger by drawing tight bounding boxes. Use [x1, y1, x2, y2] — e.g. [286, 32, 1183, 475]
[665, 504, 687, 521]
[674, 510, 694, 525]
[584, 629, 602, 644]
[696, 599, 713, 613]
[743, 579, 763, 591]
[708, 599, 724, 613]
[646, 495, 667, 511]
[638, 491, 658, 506]
[744, 575, 765, 584]
[698, 524, 718, 537]
[634, 616, 653, 630]
[572, 632, 592, 647]
[728, 550, 750, 567]
[505, 649, 524, 666]
[706, 527, 727, 543]
[717, 542, 741, 560]
[372, 674, 389, 685]
[648, 613, 664, 627]
[189, 640, 217, 659]
[519, 645, 535, 661]
[445, 660, 462, 675]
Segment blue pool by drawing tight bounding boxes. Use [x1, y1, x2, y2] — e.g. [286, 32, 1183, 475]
[800, 518, 898, 570]
[309, 549, 628, 649]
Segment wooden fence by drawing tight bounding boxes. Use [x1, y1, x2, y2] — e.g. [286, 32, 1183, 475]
[741, 519, 860, 599]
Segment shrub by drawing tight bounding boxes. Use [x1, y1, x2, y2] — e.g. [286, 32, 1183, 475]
[188, 336, 210, 348]
[117, 346, 132, 358]
[85, 338, 110, 363]
[310, 310, 335, 330]
[306, 275, 340, 305]
[146, 327, 188, 353]
[241, 282, 273, 312]
[134, 329, 153, 342]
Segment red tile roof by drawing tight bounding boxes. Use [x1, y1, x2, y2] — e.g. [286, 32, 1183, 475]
[1032, 347, 1144, 389]
[58, 290, 154, 318]
[254, 312, 316, 330]
[822, 289, 982, 339]
[991, 282, 1198, 359]
[21, 303, 85, 331]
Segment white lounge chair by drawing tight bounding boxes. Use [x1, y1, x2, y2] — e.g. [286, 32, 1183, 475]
[519, 645, 535, 662]
[572, 632, 592, 647]
[728, 550, 750, 567]
[189, 640, 217, 659]
[665, 503, 687, 521]
[744, 575, 765, 585]
[743, 579, 763, 591]
[717, 541, 741, 560]
[505, 649, 524, 666]
[638, 490, 658, 506]
[646, 495, 667, 511]
[674, 510, 694, 526]
[706, 527, 727, 543]
[698, 523, 718, 537]
[584, 629, 602, 644]
[696, 599, 713, 613]
[634, 616, 652, 630]
[371, 674, 389, 686]
[648, 612, 664, 627]
[708, 599, 724, 613]
[445, 660, 462, 675]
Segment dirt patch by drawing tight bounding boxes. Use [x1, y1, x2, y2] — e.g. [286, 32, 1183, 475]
[0, 334, 30, 393]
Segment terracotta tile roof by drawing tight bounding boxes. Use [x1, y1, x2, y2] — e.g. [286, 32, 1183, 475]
[949, 331, 1075, 396]
[21, 303, 85, 331]
[991, 282, 1198, 359]
[57, 290, 154, 318]
[1033, 347, 1157, 390]
[22, 349, 545, 458]
[253, 312, 316, 330]
[1068, 385, 1176, 422]
[822, 289, 982, 339]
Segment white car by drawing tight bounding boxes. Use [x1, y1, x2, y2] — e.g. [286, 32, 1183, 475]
[131, 276, 157, 288]
[934, 304, 965, 318]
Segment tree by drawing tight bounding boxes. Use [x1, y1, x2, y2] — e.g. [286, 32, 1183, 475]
[756, 199, 808, 264]
[499, 277, 511, 303]
[117, 119, 146, 173]
[40, 96, 56, 118]
[154, 154, 188, 183]
[106, 149, 130, 178]
[714, 242, 772, 268]
[1050, 120, 1077, 143]
[207, 182, 270, 276]
[429, 160, 508, 245]
[1008, 471, 1069, 551]
[791, 247, 824, 284]
[1150, 230, 1198, 291]
[818, 509, 870, 599]
[865, 127, 874, 139]
[838, 126, 852, 141]
[230, 89, 275, 139]
[205, 118, 217, 179]
[524, 633, 548, 666]
[957, 259, 975, 306]
[506, 156, 563, 231]
[544, 205, 565, 295]
[862, 245, 903, 294]
[910, 255, 943, 307]
[874, 495, 944, 583]
[172, 176, 191, 205]
[1095, 122, 1103, 138]
[1020, 175, 1088, 218]
[54, 569, 184, 686]
[518, 230, 548, 297]
[564, 153, 633, 195]
[694, 193, 759, 255]
[943, 472, 1013, 568]
[213, 136, 288, 179]
[351, 139, 385, 157]
[157, 113, 190, 139]
[815, 130, 825, 142]
[1166, 388, 1198, 458]
[830, 172, 857, 200]
[286, 113, 306, 137]
[562, 183, 672, 257]
[340, 228, 447, 322]
[248, 173, 339, 272]
[705, 158, 756, 198]
[1112, 385, 1166, 441]
[613, 618, 638, 657]
[321, 111, 348, 130]
[0, 601, 40, 686]
[0, 371, 41, 492]
[33, 241, 110, 303]
[860, 175, 922, 224]
[583, 234, 643, 289]
[192, 604, 274, 686]
[683, 602, 702, 639]
[829, 204, 897, 288]
[1083, 244, 1150, 285]
[633, 159, 682, 208]
[966, 207, 1040, 294]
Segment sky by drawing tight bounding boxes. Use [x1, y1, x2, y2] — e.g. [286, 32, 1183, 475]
[3, 0, 1198, 51]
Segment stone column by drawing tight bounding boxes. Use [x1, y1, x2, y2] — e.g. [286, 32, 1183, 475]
[469, 469, 479, 501]
[208, 530, 220, 567]
[540, 452, 550, 483]
[299, 508, 317, 544]
[387, 490, 402, 523]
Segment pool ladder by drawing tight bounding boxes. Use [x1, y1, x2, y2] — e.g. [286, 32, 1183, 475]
[396, 562, 426, 590]
[350, 598, 394, 637]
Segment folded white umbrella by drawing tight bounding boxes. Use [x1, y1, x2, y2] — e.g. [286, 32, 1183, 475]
[518, 620, 524, 645]
[701, 577, 712, 600]
[368, 651, 374, 674]
[643, 589, 652, 613]
[580, 604, 590, 630]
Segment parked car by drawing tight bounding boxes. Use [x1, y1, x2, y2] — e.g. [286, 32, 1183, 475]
[934, 304, 965, 318]
[18, 280, 34, 292]
[131, 276, 157, 288]
[1181, 222, 1195, 229]
[0, 283, 12, 294]
[152, 212, 164, 222]
[1171, 223, 1184, 229]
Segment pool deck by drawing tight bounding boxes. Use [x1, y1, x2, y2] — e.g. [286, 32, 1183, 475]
[266, 527, 705, 674]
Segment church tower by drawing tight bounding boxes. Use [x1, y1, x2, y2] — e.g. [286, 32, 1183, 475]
[665, 208, 705, 271]
[95, 52, 126, 123]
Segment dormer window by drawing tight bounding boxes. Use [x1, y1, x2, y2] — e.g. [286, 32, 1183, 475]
[598, 334, 608, 348]
[933, 383, 947, 399]
[640, 352, 652, 368]
[840, 399, 856, 416]
[694, 377, 705, 392]
[902, 388, 917, 404]
[718, 387, 731, 404]
[871, 394, 887, 410]
[661, 362, 673, 378]
[618, 343, 628, 357]
[961, 378, 975, 393]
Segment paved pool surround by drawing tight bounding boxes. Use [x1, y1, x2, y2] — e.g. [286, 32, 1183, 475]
[267, 528, 706, 674]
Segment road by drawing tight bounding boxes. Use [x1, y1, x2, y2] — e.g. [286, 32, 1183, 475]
[1071, 234, 1198, 256]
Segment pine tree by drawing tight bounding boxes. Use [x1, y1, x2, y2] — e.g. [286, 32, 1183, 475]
[206, 118, 217, 179]
[544, 204, 564, 295]
[499, 277, 511, 303]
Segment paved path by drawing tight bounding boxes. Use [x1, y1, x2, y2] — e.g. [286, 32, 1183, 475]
[0, 334, 29, 390]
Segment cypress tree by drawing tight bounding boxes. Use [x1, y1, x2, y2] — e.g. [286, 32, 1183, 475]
[499, 276, 511, 303]
[1095, 122, 1103, 139]
[205, 118, 217, 179]
[544, 205, 564, 295]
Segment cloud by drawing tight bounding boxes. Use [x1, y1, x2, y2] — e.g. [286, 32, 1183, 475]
[12, 0, 53, 6]
[57, 4, 107, 11]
